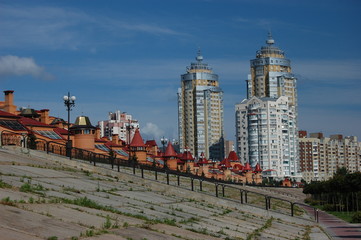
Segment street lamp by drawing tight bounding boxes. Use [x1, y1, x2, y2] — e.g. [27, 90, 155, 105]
[160, 136, 168, 169]
[63, 92, 76, 158]
[160, 136, 168, 153]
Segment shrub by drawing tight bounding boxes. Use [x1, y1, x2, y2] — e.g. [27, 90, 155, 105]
[322, 204, 335, 211]
[351, 212, 361, 223]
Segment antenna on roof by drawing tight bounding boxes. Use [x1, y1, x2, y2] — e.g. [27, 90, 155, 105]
[266, 30, 275, 45]
[196, 47, 203, 62]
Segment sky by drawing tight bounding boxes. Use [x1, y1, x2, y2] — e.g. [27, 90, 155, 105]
[1, 0, 361, 144]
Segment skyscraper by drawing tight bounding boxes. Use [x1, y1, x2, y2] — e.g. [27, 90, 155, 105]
[235, 33, 299, 179]
[178, 51, 224, 160]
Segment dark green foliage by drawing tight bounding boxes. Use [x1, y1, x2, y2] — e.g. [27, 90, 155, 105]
[303, 170, 361, 213]
[351, 212, 361, 223]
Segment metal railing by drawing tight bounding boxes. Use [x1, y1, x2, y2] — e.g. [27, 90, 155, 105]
[0, 132, 317, 221]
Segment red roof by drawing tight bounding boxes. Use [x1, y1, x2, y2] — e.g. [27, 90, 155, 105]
[219, 158, 232, 169]
[254, 163, 262, 172]
[54, 127, 68, 135]
[164, 142, 177, 157]
[0, 110, 20, 118]
[145, 140, 157, 147]
[244, 162, 251, 171]
[197, 152, 209, 165]
[227, 151, 239, 161]
[105, 142, 123, 148]
[130, 129, 146, 147]
[233, 163, 244, 170]
[18, 116, 53, 127]
[181, 150, 194, 161]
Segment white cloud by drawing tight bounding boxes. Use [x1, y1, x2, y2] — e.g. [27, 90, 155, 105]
[0, 5, 187, 50]
[0, 55, 53, 80]
[141, 122, 165, 141]
[293, 59, 361, 82]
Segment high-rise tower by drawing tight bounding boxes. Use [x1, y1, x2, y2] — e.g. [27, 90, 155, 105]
[247, 33, 297, 106]
[235, 34, 299, 179]
[178, 51, 224, 160]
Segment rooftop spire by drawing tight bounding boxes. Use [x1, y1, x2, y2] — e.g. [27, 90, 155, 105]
[196, 48, 203, 62]
[266, 31, 275, 45]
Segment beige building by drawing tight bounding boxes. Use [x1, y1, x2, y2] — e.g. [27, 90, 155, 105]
[299, 131, 361, 182]
[178, 51, 224, 160]
[236, 33, 299, 179]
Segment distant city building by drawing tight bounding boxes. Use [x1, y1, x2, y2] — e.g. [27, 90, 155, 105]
[98, 110, 139, 144]
[299, 131, 361, 182]
[235, 33, 299, 179]
[178, 51, 224, 160]
[224, 140, 234, 158]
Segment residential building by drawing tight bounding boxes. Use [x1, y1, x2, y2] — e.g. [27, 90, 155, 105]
[98, 110, 139, 144]
[224, 140, 234, 158]
[178, 51, 224, 160]
[235, 33, 299, 179]
[299, 131, 361, 182]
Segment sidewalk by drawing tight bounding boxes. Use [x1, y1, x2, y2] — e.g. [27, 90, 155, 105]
[302, 205, 361, 239]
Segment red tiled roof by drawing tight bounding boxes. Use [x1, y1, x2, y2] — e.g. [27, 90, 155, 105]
[233, 163, 244, 171]
[95, 138, 108, 143]
[105, 142, 123, 148]
[130, 129, 146, 147]
[254, 163, 262, 172]
[0, 110, 20, 119]
[145, 140, 157, 147]
[219, 158, 232, 169]
[197, 152, 209, 165]
[244, 162, 251, 171]
[227, 151, 239, 161]
[164, 142, 177, 157]
[18, 116, 53, 127]
[181, 150, 194, 161]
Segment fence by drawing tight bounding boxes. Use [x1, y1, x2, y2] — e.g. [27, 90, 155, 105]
[0, 132, 319, 221]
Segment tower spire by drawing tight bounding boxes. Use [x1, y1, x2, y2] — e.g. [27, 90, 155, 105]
[266, 31, 275, 45]
[196, 48, 203, 62]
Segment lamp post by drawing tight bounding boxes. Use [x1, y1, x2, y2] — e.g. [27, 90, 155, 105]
[160, 136, 168, 153]
[63, 92, 76, 158]
[161, 136, 168, 169]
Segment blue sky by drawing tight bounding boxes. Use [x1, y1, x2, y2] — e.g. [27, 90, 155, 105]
[1, 0, 361, 143]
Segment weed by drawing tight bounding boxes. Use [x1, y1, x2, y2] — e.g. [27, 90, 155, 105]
[20, 182, 45, 196]
[1, 197, 16, 206]
[47, 236, 58, 240]
[85, 229, 94, 237]
[302, 226, 311, 240]
[179, 217, 199, 224]
[103, 215, 112, 229]
[123, 222, 129, 227]
[0, 179, 11, 188]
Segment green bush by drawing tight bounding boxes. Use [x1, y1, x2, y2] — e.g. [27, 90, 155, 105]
[304, 197, 320, 206]
[322, 204, 335, 211]
[351, 212, 361, 223]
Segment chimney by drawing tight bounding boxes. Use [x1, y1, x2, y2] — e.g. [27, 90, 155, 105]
[95, 127, 101, 139]
[4, 90, 17, 114]
[40, 109, 50, 124]
[298, 130, 307, 138]
[330, 134, 343, 140]
[310, 132, 324, 139]
[112, 134, 119, 145]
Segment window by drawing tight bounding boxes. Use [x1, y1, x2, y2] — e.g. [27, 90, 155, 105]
[0, 120, 26, 130]
[35, 130, 62, 139]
